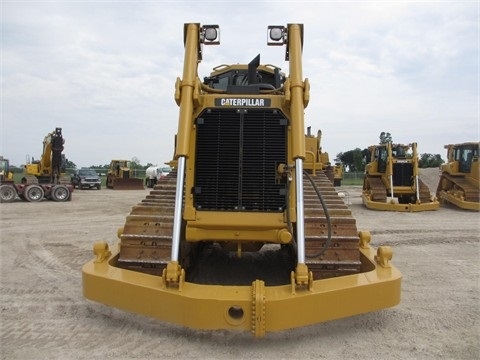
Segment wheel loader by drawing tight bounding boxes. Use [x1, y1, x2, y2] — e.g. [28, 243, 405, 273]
[436, 142, 479, 211]
[82, 23, 401, 337]
[362, 142, 439, 211]
[106, 160, 144, 190]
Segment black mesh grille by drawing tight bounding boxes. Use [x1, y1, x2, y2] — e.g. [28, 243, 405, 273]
[392, 162, 413, 186]
[194, 108, 287, 211]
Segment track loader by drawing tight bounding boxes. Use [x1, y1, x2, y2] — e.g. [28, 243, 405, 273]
[82, 23, 401, 337]
[436, 142, 479, 211]
[362, 142, 439, 211]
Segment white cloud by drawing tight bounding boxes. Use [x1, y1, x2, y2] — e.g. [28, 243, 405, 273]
[1, 1, 478, 168]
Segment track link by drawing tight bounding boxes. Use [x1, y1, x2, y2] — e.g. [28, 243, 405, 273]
[117, 172, 177, 274]
[303, 171, 361, 279]
[118, 170, 361, 282]
[364, 176, 435, 204]
[363, 176, 387, 202]
[437, 173, 480, 203]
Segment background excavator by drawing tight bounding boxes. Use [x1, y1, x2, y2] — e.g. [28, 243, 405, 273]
[362, 142, 439, 211]
[0, 128, 73, 203]
[0, 134, 73, 203]
[83, 23, 401, 337]
[436, 142, 479, 211]
[23, 127, 69, 185]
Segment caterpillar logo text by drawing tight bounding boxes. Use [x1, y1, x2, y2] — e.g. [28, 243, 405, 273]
[215, 98, 270, 107]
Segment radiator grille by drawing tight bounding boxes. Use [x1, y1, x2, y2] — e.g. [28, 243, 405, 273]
[194, 108, 287, 211]
[392, 162, 413, 186]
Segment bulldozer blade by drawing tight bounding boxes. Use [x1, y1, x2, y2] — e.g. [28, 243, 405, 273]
[112, 179, 144, 190]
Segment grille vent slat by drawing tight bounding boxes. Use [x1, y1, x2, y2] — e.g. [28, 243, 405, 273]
[195, 108, 287, 211]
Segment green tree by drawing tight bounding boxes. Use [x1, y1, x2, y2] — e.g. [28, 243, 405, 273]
[418, 153, 444, 168]
[379, 131, 392, 144]
[131, 157, 142, 169]
[338, 148, 367, 172]
[65, 159, 77, 169]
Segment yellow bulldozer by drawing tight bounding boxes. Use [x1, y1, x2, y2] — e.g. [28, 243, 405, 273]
[303, 127, 336, 184]
[82, 23, 401, 337]
[303, 127, 343, 186]
[106, 160, 144, 190]
[333, 159, 343, 186]
[362, 142, 439, 211]
[436, 142, 479, 211]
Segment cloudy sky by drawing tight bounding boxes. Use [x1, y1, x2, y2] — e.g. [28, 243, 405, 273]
[1, 1, 478, 168]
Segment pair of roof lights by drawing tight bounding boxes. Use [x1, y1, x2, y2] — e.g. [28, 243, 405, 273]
[200, 25, 287, 46]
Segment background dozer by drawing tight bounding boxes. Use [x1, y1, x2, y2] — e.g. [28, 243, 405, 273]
[362, 142, 439, 211]
[83, 23, 401, 337]
[436, 142, 479, 211]
[106, 160, 144, 190]
[304, 127, 336, 184]
[333, 159, 343, 186]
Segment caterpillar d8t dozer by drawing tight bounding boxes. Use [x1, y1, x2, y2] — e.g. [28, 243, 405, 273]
[362, 142, 439, 212]
[436, 142, 479, 211]
[82, 23, 401, 337]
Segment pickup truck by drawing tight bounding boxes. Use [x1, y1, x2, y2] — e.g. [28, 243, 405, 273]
[71, 169, 101, 190]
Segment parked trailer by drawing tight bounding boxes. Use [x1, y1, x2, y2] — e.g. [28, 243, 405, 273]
[0, 183, 73, 203]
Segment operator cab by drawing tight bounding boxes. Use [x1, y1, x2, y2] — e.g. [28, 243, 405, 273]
[203, 54, 285, 94]
[456, 143, 479, 173]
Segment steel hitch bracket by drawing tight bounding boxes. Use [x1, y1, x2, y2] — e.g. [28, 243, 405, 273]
[291, 263, 313, 294]
[93, 242, 111, 263]
[162, 261, 185, 290]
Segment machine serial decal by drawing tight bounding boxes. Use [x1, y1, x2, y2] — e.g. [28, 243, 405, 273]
[215, 98, 271, 107]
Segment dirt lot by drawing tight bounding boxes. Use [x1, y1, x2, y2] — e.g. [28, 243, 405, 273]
[1, 169, 479, 359]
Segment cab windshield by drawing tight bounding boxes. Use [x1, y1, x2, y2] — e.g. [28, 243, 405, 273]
[78, 169, 98, 176]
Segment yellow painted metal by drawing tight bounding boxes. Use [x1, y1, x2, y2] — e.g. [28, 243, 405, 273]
[106, 160, 144, 190]
[436, 190, 480, 211]
[82, 236, 401, 337]
[437, 142, 479, 211]
[175, 23, 200, 158]
[287, 24, 306, 161]
[83, 23, 402, 337]
[185, 211, 289, 243]
[362, 192, 440, 212]
[23, 127, 67, 183]
[304, 129, 331, 173]
[363, 142, 440, 211]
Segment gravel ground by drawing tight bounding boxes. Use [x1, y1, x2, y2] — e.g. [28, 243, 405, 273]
[1, 168, 479, 359]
